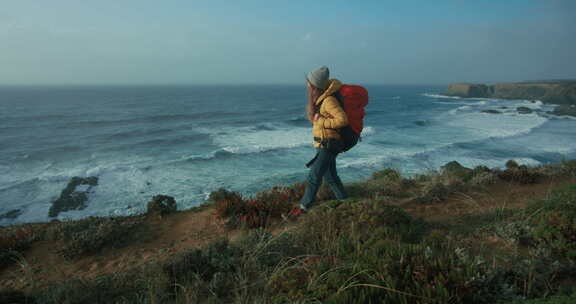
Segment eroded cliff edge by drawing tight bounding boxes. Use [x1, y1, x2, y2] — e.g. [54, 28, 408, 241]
[446, 81, 576, 105]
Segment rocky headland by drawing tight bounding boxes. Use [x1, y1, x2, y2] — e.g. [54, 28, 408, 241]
[446, 81, 576, 104]
[446, 80, 576, 116]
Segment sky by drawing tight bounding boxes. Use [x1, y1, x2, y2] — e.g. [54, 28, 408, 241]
[1, 0, 575, 85]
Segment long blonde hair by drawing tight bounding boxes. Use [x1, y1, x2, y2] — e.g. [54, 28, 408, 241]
[306, 80, 325, 123]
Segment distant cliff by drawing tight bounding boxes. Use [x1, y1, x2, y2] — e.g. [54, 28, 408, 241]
[445, 81, 576, 105]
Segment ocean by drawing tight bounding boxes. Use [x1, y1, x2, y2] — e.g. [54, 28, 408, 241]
[2, 84, 576, 226]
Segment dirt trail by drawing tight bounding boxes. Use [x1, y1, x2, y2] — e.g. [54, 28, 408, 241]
[0, 208, 240, 290]
[1, 177, 574, 291]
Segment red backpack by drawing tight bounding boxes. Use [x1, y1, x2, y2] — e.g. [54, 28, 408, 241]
[334, 84, 369, 152]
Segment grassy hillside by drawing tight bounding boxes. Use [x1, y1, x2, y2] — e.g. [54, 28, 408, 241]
[1, 160, 576, 303]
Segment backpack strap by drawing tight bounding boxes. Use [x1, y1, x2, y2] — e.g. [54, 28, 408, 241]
[330, 91, 346, 132]
[333, 91, 344, 108]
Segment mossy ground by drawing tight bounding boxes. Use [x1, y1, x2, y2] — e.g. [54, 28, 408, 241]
[2, 160, 576, 303]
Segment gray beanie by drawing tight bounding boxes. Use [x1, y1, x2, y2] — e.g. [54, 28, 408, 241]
[307, 66, 330, 90]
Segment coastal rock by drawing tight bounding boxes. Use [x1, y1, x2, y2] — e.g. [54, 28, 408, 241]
[516, 106, 533, 114]
[446, 83, 492, 98]
[481, 109, 502, 114]
[49, 176, 98, 217]
[0, 209, 22, 220]
[493, 82, 576, 104]
[552, 104, 576, 116]
[445, 81, 576, 105]
[146, 195, 177, 217]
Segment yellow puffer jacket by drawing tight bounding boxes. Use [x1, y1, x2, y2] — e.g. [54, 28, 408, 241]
[313, 79, 349, 148]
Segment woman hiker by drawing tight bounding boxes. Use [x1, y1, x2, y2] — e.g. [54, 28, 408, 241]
[291, 66, 348, 217]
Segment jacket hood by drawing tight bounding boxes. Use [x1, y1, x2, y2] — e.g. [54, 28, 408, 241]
[315, 79, 342, 105]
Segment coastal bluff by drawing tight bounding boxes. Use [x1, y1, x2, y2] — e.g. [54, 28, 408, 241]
[445, 81, 576, 105]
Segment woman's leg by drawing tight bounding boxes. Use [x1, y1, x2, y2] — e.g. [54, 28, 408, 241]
[323, 154, 347, 200]
[300, 149, 334, 210]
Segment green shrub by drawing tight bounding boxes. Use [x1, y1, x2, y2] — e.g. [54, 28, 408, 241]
[0, 289, 29, 303]
[208, 188, 240, 204]
[527, 185, 576, 261]
[506, 160, 520, 170]
[162, 240, 239, 300]
[344, 182, 369, 199]
[296, 199, 428, 255]
[146, 194, 177, 218]
[0, 224, 45, 268]
[212, 188, 293, 229]
[442, 161, 474, 182]
[210, 185, 347, 230]
[473, 165, 492, 175]
[44, 215, 148, 260]
[531, 164, 563, 179]
[160, 232, 305, 303]
[233, 230, 304, 268]
[212, 190, 245, 221]
[31, 271, 155, 304]
[470, 171, 499, 186]
[560, 160, 576, 177]
[338, 169, 410, 200]
[493, 221, 535, 246]
[268, 239, 532, 304]
[503, 293, 576, 304]
[414, 175, 466, 203]
[497, 167, 541, 184]
[419, 181, 450, 202]
[371, 168, 401, 181]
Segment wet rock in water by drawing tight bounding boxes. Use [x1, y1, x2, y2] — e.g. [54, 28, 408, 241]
[0, 209, 22, 220]
[49, 176, 98, 218]
[552, 104, 576, 117]
[147, 195, 177, 217]
[498, 106, 509, 109]
[481, 109, 502, 114]
[516, 106, 533, 114]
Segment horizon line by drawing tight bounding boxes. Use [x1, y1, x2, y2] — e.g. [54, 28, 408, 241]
[0, 82, 453, 87]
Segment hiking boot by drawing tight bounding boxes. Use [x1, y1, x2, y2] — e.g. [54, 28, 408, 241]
[281, 205, 307, 221]
[289, 207, 306, 218]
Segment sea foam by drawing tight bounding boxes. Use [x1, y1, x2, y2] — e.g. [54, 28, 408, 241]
[211, 124, 311, 154]
[422, 93, 461, 99]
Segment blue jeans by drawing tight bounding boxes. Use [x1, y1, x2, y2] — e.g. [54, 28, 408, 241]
[300, 149, 347, 209]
